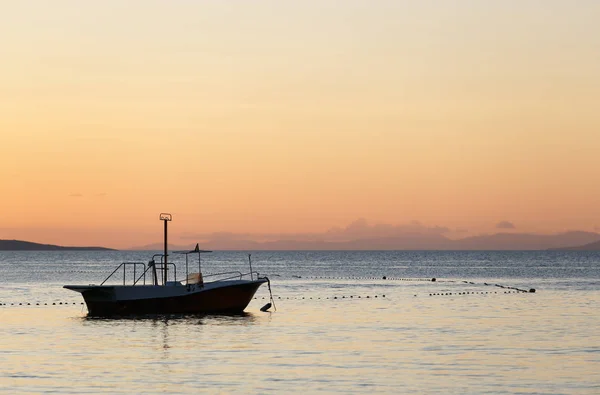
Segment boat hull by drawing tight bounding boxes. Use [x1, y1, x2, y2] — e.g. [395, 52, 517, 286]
[65, 279, 266, 317]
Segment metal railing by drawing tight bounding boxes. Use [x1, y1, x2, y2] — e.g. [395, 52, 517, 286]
[101, 262, 147, 286]
[151, 263, 177, 285]
[202, 271, 243, 282]
[99, 264, 261, 287]
[200, 271, 261, 282]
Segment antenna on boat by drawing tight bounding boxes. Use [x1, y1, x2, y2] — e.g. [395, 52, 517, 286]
[159, 213, 172, 285]
[248, 254, 253, 280]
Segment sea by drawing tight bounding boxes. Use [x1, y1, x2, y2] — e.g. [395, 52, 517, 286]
[1, 250, 599, 394]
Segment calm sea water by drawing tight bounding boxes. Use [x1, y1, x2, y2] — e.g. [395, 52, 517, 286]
[1, 251, 599, 394]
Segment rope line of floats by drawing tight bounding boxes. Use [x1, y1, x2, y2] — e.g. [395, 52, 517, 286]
[255, 289, 527, 300]
[0, 290, 530, 307]
[296, 276, 536, 293]
[1, 302, 85, 306]
[0, 277, 535, 307]
[301, 276, 435, 281]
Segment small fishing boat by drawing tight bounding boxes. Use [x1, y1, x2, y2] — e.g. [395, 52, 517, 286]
[64, 213, 273, 317]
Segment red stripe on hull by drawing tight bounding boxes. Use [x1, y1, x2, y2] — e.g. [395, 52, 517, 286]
[82, 282, 264, 317]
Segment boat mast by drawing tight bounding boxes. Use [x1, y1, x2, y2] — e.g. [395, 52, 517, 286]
[160, 213, 172, 285]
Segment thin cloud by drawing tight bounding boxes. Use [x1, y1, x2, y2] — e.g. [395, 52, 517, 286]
[496, 221, 516, 229]
[69, 193, 83, 198]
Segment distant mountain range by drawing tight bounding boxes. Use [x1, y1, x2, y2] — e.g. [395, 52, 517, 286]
[453, 231, 600, 251]
[129, 231, 600, 251]
[0, 239, 115, 251]
[550, 240, 600, 251]
[4, 231, 600, 252]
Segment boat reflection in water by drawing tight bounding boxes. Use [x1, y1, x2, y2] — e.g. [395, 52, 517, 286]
[64, 213, 271, 317]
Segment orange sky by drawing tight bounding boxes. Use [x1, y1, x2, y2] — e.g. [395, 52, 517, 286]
[1, 1, 600, 248]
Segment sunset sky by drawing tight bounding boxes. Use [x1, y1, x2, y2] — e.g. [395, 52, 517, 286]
[1, 1, 599, 249]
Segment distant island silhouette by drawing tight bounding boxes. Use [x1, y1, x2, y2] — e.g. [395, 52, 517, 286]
[4, 228, 600, 252]
[0, 239, 116, 251]
[549, 240, 600, 251]
[129, 231, 600, 251]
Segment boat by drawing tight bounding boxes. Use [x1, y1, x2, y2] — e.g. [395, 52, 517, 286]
[64, 213, 273, 317]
